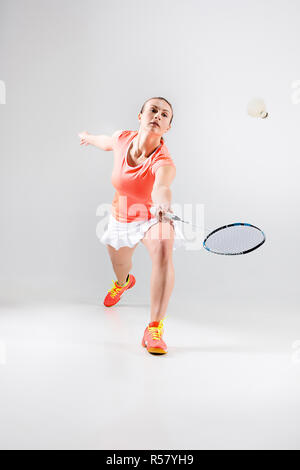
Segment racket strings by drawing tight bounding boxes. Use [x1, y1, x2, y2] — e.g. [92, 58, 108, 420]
[204, 225, 265, 255]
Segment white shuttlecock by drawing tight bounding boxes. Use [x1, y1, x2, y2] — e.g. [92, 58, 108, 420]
[247, 98, 268, 119]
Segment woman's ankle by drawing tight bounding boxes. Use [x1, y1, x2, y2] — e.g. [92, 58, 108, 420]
[116, 273, 129, 287]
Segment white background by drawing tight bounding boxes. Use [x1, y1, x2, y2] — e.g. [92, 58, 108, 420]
[0, 0, 300, 450]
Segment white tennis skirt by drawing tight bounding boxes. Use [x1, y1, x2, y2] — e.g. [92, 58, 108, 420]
[100, 214, 186, 251]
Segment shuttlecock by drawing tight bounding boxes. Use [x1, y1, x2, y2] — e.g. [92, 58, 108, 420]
[247, 98, 268, 119]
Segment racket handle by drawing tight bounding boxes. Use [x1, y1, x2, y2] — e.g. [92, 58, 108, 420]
[164, 212, 202, 230]
[150, 207, 178, 219]
[164, 211, 180, 221]
[151, 208, 202, 230]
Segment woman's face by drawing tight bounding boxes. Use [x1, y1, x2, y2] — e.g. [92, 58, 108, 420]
[139, 99, 172, 136]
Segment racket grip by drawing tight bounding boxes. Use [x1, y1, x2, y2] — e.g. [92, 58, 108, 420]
[150, 209, 177, 225]
[150, 207, 173, 217]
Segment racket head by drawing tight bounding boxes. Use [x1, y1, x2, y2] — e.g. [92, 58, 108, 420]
[203, 223, 266, 255]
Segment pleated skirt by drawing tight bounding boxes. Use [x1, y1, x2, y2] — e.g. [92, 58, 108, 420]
[100, 214, 186, 251]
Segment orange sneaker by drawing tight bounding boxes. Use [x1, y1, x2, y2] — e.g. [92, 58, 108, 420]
[142, 320, 168, 354]
[103, 274, 136, 307]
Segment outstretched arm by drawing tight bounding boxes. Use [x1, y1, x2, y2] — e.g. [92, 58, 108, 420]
[78, 129, 122, 151]
[151, 165, 176, 221]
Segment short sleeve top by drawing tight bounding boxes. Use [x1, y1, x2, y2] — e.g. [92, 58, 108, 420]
[110, 130, 176, 222]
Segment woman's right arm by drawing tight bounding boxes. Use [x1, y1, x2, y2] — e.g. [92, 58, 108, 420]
[78, 130, 122, 151]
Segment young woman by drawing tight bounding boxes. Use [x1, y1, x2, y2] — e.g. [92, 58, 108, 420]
[78, 97, 185, 355]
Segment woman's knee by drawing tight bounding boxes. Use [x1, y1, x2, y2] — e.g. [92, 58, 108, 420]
[143, 221, 174, 259]
[147, 239, 174, 264]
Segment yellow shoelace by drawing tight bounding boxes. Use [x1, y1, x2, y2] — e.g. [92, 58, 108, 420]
[148, 320, 164, 341]
[109, 280, 127, 298]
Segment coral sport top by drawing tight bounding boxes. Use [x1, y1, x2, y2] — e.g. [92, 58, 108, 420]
[111, 130, 176, 223]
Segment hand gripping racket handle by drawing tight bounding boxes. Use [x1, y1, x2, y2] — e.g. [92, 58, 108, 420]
[164, 212, 203, 230]
[150, 207, 202, 229]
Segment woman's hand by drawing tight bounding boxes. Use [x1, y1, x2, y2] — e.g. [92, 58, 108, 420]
[78, 131, 90, 146]
[150, 203, 173, 222]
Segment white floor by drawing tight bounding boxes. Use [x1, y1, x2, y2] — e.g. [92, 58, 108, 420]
[0, 288, 300, 450]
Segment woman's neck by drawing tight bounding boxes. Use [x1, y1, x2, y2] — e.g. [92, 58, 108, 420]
[131, 129, 162, 159]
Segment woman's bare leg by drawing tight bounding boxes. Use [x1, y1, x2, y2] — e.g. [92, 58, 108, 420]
[141, 220, 175, 322]
[106, 243, 139, 285]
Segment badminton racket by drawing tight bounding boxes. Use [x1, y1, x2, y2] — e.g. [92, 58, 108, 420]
[162, 212, 266, 256]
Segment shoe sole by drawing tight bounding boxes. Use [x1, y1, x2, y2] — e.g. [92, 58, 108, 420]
[142, 340, 167, 355]
[103, 276, 136, 307]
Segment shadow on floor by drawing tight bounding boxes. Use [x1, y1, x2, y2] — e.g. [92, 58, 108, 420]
[102, 341, 276, 356]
